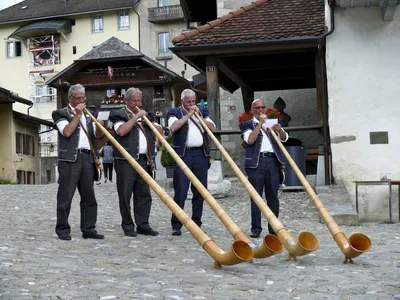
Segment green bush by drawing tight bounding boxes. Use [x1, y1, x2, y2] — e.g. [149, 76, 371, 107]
[160, 134, 174, 167]
[0, 179, 16, 184]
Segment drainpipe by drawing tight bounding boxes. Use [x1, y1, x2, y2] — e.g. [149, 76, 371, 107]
[132, 0, 141, 51]
[318, 0, 336, 185]
[27, 103, 33, 116]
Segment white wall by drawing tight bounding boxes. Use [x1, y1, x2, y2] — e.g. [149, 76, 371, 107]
[326, 7, 400, 220]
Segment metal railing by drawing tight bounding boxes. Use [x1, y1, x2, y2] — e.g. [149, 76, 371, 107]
[30, 94, 56, 103]
[148, 5, 184, 23]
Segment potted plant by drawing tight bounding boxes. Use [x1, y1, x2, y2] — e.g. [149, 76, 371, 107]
[160, 134, 174, 178]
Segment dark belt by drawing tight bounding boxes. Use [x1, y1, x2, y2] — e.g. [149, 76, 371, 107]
[77, 148, 91, 154]
[260, 152, 275, 157]
[185, 146, 202, 151]
[138, 154, 147, 158]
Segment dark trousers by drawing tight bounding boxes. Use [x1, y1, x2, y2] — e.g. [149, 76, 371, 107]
[115, 157, 152, 233]
[103, 162, 113, 181]
[56, 152, 98, 235]
[171, 148, 208, 230]
[246, 155, 280, 235]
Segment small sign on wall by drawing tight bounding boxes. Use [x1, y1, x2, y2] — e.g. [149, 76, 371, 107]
[229, 106, 236, 111]
[207, 66, 215, 72]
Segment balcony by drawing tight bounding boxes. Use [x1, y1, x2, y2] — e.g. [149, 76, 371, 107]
[148, 5, 184, 23]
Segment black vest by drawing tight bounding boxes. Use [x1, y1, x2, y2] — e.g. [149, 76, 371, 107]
[52, 108, 95, 163]
[109, 109, 155, 160]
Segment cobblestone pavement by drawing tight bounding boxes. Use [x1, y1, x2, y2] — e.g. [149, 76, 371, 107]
[0, 177, 399, 300]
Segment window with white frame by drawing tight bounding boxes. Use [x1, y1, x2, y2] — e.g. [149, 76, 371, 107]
[158, 0, 168, 7]
[118, 11, 130, 30]
[92, 15, 103, 33]
[158, 32, 170, 55]
[35, 85, 56, 102]
[6, 40, 22, 58]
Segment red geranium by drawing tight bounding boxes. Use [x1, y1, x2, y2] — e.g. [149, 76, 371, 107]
[238, 108, 282, 123]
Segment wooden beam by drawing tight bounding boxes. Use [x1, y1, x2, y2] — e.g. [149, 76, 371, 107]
[218, 59, 250, 89]
[172, 41, 318, 57]
[315, 52, 323, 124]
[241, 87, 254, 112]
[206, 56, 220, 131]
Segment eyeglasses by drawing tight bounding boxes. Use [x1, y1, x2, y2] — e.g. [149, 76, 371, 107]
[252, 106, 265, 110]
[72, 96, 86, 100]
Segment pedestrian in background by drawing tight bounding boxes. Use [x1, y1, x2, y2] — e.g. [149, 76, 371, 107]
[100, 140, 114, 183]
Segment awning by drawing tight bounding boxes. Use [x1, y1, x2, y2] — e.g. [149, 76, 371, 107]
[8, 19, 72, 39]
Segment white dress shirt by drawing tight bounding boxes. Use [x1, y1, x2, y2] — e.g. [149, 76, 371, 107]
[56, 104, 96, 149]
[168, 107, 215, 147]
[243, 117, 288, 152]
[113, 107, 147, 154]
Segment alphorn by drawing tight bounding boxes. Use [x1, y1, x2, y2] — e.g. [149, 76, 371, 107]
[268, 129, 371, 263]
[139, 107, 283, 259]
[84, 108, 253, 268]
[194, 112, 319, 260]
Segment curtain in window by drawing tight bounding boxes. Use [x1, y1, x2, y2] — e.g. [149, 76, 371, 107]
[158, 33, 170, 54]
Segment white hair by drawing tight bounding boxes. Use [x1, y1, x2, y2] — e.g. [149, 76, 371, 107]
[125, 87, 142, 100]
[68, 84, 85, 98]
[181, 89, 196, 100]
[251, 99, 264, 106]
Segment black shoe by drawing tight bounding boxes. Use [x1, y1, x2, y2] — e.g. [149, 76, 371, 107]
[82, 231, 104, 239]
[250, 232, 260, 238]
[171, 229, 181, 236]
[124, 230, 137, 237]
[137, 227, 159, 236]
[58, 234, 71, 241]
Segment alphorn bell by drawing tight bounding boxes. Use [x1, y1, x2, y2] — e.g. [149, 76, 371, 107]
[268, 130, 371, 263]
[194, 112, 319, 261]
[84, 108, 253, 268]
[138, 107, 283, 259]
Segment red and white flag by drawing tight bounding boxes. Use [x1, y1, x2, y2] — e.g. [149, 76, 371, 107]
[107, 66, 113, 80]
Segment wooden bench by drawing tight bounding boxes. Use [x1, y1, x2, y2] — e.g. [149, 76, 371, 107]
[306, 148, 319, 161]
[305, 148, 319, 175]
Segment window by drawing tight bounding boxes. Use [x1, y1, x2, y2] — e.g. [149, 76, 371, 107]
[35, 85, 56, 103]
[27, 171, 35, 184]
[16, 170, 35, 184]
[92, 15, 103, 33]
[6, 40, 22, 58]
[16, 133, 24, 154]
[158, 32, 170, 55]
[106, 89, 116, 97]
[16, 133, 35, 157]
[158, 0, 168, 7]
[118, 11, 130, 30]
[17, 170, 24, 184]
[26, 135, 35, 156]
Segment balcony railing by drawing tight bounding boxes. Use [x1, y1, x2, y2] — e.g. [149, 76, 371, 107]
[148, 5, 184, 23]
[30, 94, 56, 103]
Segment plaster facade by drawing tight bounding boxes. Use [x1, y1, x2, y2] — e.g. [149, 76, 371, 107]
[0, 103, 42, 183]
[139, 0, 197, 84]
[0, 9, 140, 120]
[326, 7, 400, 220]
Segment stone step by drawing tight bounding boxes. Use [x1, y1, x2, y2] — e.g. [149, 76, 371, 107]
[315, 185, 359, 226]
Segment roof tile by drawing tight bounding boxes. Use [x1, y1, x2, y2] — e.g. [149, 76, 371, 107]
[173, 0, 326, 46]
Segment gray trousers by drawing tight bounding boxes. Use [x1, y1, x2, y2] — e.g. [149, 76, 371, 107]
[56, 152, 98, 235]
[115, 157, 152, 233]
